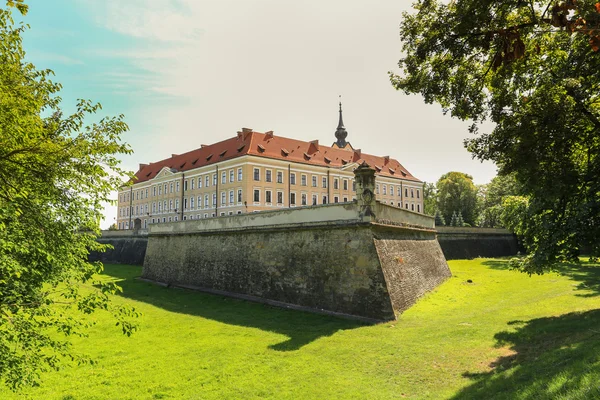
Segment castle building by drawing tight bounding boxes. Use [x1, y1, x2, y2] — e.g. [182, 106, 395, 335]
[116, 104, 424, 230]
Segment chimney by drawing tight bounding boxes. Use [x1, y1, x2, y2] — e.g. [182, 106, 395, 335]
[352, 149, 362, 162]
[138, 163, 148, 170]
[383, 156, 390, 165]
[265, 131, 274, 139]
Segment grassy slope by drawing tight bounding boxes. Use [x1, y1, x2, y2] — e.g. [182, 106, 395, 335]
[3, 259, 600, 400]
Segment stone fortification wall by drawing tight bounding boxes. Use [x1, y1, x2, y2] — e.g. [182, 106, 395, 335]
[90, 230, 148, 266]
[143, 220, 397, 321]
[142, 185, 451, 321]
[436, 227, 519, 260]
[372, 226, 451, 314]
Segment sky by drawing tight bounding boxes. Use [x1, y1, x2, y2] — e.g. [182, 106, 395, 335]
[20, 0, 497, 228]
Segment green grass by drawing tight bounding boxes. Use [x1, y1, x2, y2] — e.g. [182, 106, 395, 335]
[3, 258, 600, 399]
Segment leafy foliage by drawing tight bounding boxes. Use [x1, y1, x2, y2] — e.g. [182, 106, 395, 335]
[477, 173, 523, 228]
[423, 182, 437, 215]
[392, 0, 600, 273]
[436, 172, 479, 226]
[0, 4, 138, 390]
[434, 209, 446, 226]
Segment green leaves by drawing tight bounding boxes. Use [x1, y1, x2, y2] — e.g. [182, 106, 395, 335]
[0, 5, 137, 391]
[395, 0, 600, 273]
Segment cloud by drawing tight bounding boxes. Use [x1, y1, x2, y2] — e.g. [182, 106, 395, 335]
[88, 0, 204, 43]
[29, 51, 84, 66]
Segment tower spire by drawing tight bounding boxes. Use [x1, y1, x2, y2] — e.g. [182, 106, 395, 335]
[335, 95, 348, 148]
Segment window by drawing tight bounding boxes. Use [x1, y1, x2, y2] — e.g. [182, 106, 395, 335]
[343, 197, 348, 202]
[237, 189, 242, 203]
[411, 203, 415, 211]
[334, 178, 339, 190]
[376, 184, 380, 194]
[290, 193, 296, 205]
[253, 189, 260, 202]
[205, 175, 210, 187]
[277, 171, 283, 184]
[301, 193, 307, 205]
[352, 181, 356, 191]
[182, 180, 186, 191]
[238, 168, 243, 181]
[312, 176, 317, 187]
[405, 188, 408, 197]
[221, 172, 226, 184]
[170, 182, 174, 193]
[211, 193, 216, 206]
[228, 211, 233, 216]
[411, 189, 414, 198]
[198, 177, 202, 188]
[168, 217, 172, 222]
[213, 174, 217, 186]
[221, 191, 226, 205]
[254, 168, 260, 181]
[417, 189, 420, 199]
[229, 169, 234, 183]
[322, 177, 327, 188]
[266, 170, 272, 183]
[190, 196, 195, 209]
[220, 212, 225, 217]
[145, 188, 148, 198]
[229, 190, 234, 204]
[176, 199, 180, 210]
[145, 204, 148, 213]
[290, 173, 296, 185]
[277, 191, 283, 204]
[312, 194, 317, 205]
[174, 216, 178, 222]
[183, 216, 187, 220]
[334, 196, 339, 203]
[397, 186, 401, 197]
[136, 191, 139, 200]
[197, 196, 202, 209]
[205, 195, 209, 207]
[237, 211, 242, 215]
[343, 179, 348, 191]
[153, 186, 156, 196]
[417, 204, 421, 212]
[163, 200, 167, 211]
[191, 179, 194, 190]
[158, 202, 162, 212]
[390, 186, 394, 196]
[152, 202, 156, 213]
[322, 195, 328, 204]
[135, 205, 139, 215]
[405, 203, 409, 209]
[159, 185, 162, 195]
[265, 190, 272, 204]
[383, 185, 387, 195]
[204, 213, 208, 218]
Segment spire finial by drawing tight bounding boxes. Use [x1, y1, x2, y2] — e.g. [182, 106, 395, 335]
[335, 95, 348, 148]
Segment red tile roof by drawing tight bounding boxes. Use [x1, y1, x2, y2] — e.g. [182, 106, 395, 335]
[131, 129, 422, 184]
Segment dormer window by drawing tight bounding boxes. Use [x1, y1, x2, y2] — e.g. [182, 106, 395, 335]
[257, 144, 265, 152]
[281, 148, 289, 156]
[206, 154, 213, 161]
[219, 150, 227, 157]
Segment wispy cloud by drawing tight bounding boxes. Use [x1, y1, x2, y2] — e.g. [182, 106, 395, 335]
[29, 51, 84, 66]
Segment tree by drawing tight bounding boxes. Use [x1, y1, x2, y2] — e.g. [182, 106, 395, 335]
[391, 0, 600, 273]
[450, 211, 458, 227]
[422, 182, 437, 215]
[456, 211, 465, 227]
[434, 209, 446, 226]
[435, 172, 479, 226]
[477, 173, 523, 228]
[0, 4, 138, 390]
[107, 223, 118, 231]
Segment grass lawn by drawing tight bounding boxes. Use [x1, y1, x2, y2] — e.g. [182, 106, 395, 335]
[3, 258, 600, 399]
